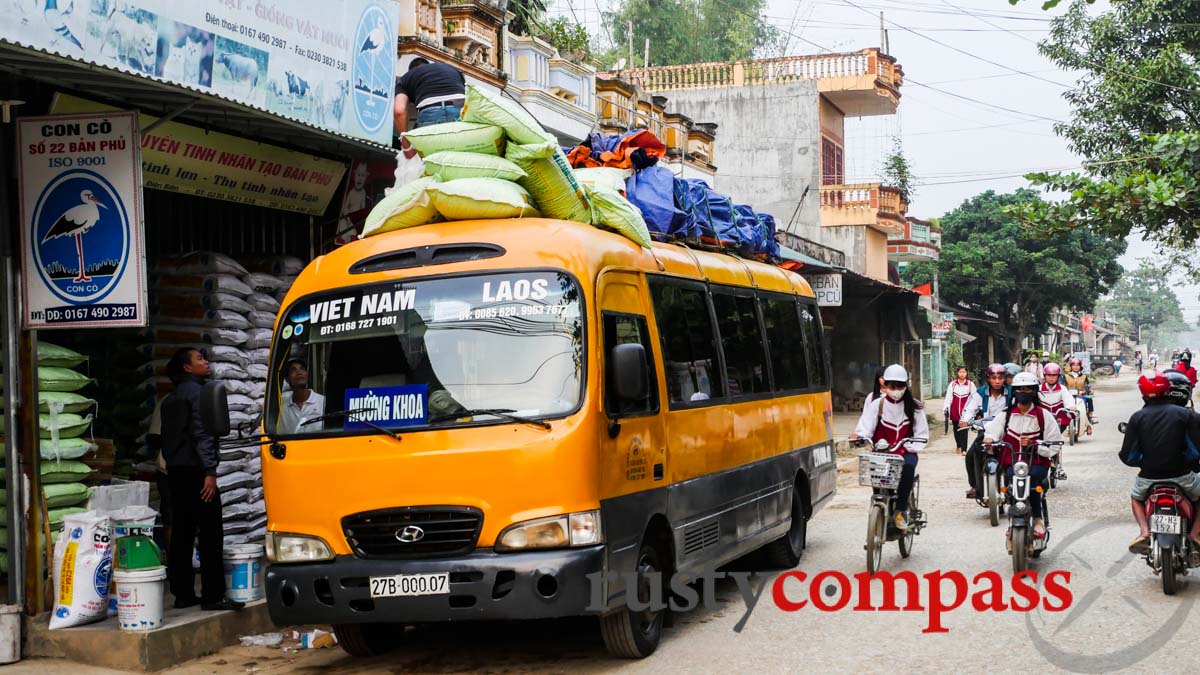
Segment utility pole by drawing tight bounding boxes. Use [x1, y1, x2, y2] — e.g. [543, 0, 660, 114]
[627, 21, 634, 71]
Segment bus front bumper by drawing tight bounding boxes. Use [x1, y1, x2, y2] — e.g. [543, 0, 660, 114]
[265, 546, 607, 626]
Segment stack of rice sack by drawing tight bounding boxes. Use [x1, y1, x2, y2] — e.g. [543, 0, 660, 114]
[34, 343, 99, 531]
[363, 84, 651, 249]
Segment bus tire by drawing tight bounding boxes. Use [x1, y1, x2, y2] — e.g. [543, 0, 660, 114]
[334, 622, 400, 657]
[600, 542, 665, 658]
[762, 483, 807, 568]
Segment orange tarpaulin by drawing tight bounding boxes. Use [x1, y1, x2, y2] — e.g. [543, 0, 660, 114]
[567, 129, 667, 170]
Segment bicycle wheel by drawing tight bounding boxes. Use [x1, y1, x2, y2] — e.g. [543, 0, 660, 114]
[987, 471, 1001, 527]
[899, 477, 919, 558]
[866, 502, 887, 573]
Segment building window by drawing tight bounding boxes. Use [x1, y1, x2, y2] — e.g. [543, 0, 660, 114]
[821, 137, 844, 185]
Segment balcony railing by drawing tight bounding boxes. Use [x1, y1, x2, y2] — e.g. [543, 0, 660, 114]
[623, 48, 900, 92]
[819, 183, 907, 231]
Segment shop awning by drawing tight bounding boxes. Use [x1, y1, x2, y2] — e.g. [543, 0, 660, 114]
[0, 41, 396, 161]
[778, 245, 847, 272]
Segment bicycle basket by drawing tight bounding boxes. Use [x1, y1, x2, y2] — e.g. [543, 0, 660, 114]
[858, 452, 904, 489]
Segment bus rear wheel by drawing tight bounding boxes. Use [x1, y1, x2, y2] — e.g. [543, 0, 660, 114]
[762, 485, 807, 568]
[600, 542, 665, 658]
[334, 622, 401, 657]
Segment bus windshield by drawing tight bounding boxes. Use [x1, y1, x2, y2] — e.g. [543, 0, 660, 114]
[265, 270, 584, 437]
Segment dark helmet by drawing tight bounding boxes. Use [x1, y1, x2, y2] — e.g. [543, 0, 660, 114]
[1163, 369, 1192, 405]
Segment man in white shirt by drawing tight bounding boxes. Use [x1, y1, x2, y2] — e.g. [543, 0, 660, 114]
[278, 358, 326, 434]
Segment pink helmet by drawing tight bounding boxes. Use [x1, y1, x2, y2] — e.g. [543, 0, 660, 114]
[1068, 357, 1083, 367]
[1043, 362, 1062, 376]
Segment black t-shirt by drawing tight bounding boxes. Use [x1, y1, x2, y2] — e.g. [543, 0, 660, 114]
[395, 63, 465, 106]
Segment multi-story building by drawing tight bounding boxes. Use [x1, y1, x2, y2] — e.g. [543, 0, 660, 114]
[394, 0, 597, 145]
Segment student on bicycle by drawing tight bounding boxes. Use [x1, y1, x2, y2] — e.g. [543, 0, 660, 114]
[849, 364, 929, 531]
[983, 372, 1063, 539]
[960, 363, 1009, 499]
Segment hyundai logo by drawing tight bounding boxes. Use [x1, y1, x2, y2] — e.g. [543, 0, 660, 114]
[395, 525, 425, 543]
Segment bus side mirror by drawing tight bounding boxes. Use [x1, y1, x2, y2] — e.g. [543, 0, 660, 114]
[1118, 422, 1127, 434]
[199, 381, 231, 438]
[612, 343, 648, 403]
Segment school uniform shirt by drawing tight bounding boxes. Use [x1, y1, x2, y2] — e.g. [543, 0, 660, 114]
[962, 386, 1009, 423]
[862, 391, 878, 413]
[942, 379, 976, 422]
[279, 391, 326, 434]
[1038, 382, 1076, 426]
[854, 396, 930, 453]
[983, 404, 1063, 467]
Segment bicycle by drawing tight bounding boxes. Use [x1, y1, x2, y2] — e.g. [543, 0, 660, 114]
[855, 437, 928, 573]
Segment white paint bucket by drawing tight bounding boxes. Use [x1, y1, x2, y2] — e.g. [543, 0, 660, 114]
[223, 544, 264, 603]
[0, 604, 20, 663]
[114, 566, 167, 631]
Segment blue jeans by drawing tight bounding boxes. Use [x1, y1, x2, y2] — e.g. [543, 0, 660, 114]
[1006, 464, 1050, 519]
[416, 104, 462, 127]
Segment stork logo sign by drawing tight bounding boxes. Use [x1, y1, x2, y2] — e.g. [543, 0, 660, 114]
[18, 112, 146, 329]
[351, 5, 395, 136]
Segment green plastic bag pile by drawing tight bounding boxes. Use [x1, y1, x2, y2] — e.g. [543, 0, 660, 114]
[362, 84, 650, 248]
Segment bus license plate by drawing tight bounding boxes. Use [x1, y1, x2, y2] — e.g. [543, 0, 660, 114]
[369, 573, 450, 598]
[1151, 515, 1182, 534]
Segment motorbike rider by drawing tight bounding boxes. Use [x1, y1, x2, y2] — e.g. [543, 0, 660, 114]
[944, 366, 976, 455]
[1119, 371, 1200, 555]
[1038, 363, 1077, 432]
[984, 372, 1063, 539]
[849, 364, 929, 531]
[1063, 357, 1095, 434]
[1003, 362, 1021, 388]
[960, 363, 1009, 499]
[1177, 353, 1198, 387]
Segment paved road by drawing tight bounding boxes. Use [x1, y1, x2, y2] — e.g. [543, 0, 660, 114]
[31, 375, 1200, 674]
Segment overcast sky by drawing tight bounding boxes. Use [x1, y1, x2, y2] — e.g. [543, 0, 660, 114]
[547, 0, 1200, 320]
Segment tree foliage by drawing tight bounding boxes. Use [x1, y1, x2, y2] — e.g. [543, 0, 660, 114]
[540, 17, 592, 60]
[1010, 0, 1200, 266]
[1099, 260, 1188, 349]
[604, 0, 779, 67]
[907, 190, 1125, 356]
[880, 139, 917, 202]
[506, 0, 549, 37]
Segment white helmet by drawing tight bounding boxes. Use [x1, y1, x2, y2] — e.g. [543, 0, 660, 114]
[883, 364, 908, 383]
[1012, 372, 1039, 387]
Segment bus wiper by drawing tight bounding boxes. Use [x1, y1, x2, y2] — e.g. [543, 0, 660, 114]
[428, 408, 551, 430]
[301, 408, 402, 440]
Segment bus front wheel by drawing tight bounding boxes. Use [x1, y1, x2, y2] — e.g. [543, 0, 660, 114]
[334, 622, 401, 657]
[600, 542, 665, 658]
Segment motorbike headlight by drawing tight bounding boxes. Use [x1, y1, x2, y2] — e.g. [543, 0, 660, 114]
[266, 532, 334, 563]
[495, 510, 603, 552]
[1014, 462, 1030, 478]
[1012, 501, 1029, 515]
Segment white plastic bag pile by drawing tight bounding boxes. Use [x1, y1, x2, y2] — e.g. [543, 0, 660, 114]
[140, 251, 302, 546]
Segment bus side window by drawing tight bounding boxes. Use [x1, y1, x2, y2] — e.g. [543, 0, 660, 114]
[800, 304, 827, 388]
[603, 313, 659, 417]
[760, 294, 809, 391]
[648, 280, 726, 406]
[711, 290, 770, 396]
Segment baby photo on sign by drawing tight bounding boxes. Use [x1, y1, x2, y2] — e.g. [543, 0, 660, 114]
[212, 36, 268, 105]
[155, 21, 214, 87]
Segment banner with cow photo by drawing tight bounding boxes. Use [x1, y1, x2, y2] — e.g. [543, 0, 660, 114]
[0, 0, 400, 145]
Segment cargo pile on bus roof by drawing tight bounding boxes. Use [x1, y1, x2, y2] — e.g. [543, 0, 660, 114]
[364, 84, 781, 263]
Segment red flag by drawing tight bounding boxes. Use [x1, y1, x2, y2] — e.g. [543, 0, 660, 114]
[1082, 315, 1094, 332]
[913, 283, 932, 296]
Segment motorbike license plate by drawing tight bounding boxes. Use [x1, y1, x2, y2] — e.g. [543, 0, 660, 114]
[369, 573, 450, 598]
[1151, 515, 1182, 534]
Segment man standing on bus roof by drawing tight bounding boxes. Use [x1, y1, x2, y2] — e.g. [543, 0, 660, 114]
[393, 58, 465, 134]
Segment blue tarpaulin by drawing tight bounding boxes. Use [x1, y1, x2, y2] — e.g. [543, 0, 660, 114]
[626, 166, 688, 237]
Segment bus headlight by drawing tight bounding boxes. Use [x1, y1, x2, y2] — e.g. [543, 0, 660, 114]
[266, 532, 334, 563]
[495, 510, 603, 551]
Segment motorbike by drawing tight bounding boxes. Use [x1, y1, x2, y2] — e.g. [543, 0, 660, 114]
[968, 421, 1003, 526]
[1117, 421, 1198, 595]
[854, 437, 928, 573]
[988, 437, 1065, 573]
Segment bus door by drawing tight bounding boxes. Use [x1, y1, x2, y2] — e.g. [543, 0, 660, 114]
[596, 270, 668, 585]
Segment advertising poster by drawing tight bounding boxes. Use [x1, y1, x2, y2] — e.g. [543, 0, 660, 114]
[53, 94, 347, 215]
[18, 112, 147, 329]
[0, 0, 400, 145]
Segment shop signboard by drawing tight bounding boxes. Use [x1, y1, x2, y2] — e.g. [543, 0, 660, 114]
[18, 112, 147, 329]
[810, 274, 842, 307]
[931, 321, 952, 339]
[0, 0, 399, 145]
[53, 94, 348, 216]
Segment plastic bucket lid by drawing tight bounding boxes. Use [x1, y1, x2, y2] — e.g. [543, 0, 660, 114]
[114, 566, 167, 582]
[223, 544, 264, 559]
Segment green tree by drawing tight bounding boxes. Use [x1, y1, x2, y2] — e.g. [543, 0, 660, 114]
[506, 0, 549, 37]
[1100, 261, 1188, 350]
[907, 189, 1125, 356]
[1009, 0, 1200, 265]
[604, 0, 779, 67]
[880, 139, 917, 202]
[540, 17, 592, 60]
